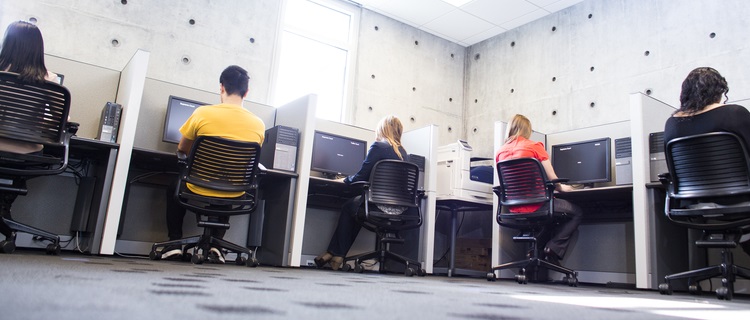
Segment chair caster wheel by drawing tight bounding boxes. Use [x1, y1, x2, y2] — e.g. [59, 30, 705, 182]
[236, 256, 247, 266]
[46, 243, 60, 255]
[354, 263, 365, 273]
[417, 268, 426, 277]
[0, 240, 16, 254]
[149, 250, 160, 260]
[688, 284, 702, 295]
[191, 253, 204, 264]
[515, 274, 527, 284]
[342, 263, 352, 272]
[564, 276, 578, 287]
[487, 272, 497, 282]
[246, 258, 259, 267]
[658, 283, 672, 295]
[405, 267, 416, 277]
[716, 287, 731, 300]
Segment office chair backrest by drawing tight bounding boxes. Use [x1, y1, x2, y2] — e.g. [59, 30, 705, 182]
[495, 157, 551, 208]
[666, 132, 750, 200]
[0, 72, 71, 145]
[184, 136, 261, 193]
[368, 159, 420, 208]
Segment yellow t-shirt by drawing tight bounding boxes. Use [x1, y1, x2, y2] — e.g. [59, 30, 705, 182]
[179, 103, 265, 198]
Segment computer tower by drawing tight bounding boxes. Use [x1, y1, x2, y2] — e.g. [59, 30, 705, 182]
[408, 154, 426, 190]
[96, 102, 122, 143]
[649, 132, 667, 182]
[260, 125, 299, 172]
[614, 137, 633, 185]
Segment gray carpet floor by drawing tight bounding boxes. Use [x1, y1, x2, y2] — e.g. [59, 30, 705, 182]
[1, 250, 749, 320]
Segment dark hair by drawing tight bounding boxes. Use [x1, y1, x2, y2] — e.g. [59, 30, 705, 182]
[219, 65, 250, 97]
[0, 21, 48, 83]
[678, 67, 728, 115]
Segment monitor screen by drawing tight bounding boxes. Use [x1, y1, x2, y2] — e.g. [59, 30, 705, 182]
[551, 137, 612, 185]
[310, 131, 367, 177]
[162, 95, 208, 144]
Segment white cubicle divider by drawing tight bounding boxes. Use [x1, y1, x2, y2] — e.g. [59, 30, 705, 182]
[492, 121, 547, 279]
[99, 49, 150, 255]
[629, 92, 676, 289]
[402, 125, 439, 273]
[273, 94, 318, 267]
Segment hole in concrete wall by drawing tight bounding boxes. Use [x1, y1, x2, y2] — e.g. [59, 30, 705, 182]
[710, 32, 716, 38]
[450, 53, 454, 59]
[28, 17, 38, 24]
[371, 74, 375, 79]
[182, 56, 191, 65]
[472, 127, 478, 134]
[510, 88, 515, 93]
[449, 98, 453, 102]
[552, 77, 557, 82]
[121, 0, 127, 4]
[414, 40, 419, 45]
[644, 50, 650, 56]
[111, 39, 120, 47]
[249, 38, 255, 44]
[590, 66, 595, 72]
[510, 41, 515, 47]
[590, 102, 596, 108]
[189, 19, 196, 25]
[368, 106, 373, 111]
[448, 126, 452, 133]
[474, 53, 480, 60]
[374, 26, 379, 31]
[645, 89, 653, 95]
[588, 13, 593, 19]
[474, 99, 478, 103]
[412, 87, 416, 91]
[410, 116, 415, 123]
[552, 110, 557, 116]
[551, 26, 557, 32]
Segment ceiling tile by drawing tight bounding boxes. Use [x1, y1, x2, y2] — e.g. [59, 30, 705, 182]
[463, 26, 508, 45]
[357, 0, 457, 26]
[500, 8, 550, 30]
[526, 0, 564, 7]
[462, 0, 539, 25]
[422, 8, 496, 42]
[543, 0, 584, 13]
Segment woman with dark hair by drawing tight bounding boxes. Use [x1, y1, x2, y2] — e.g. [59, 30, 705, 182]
[0, 20, 57, 83]
[664, 67, 750, 255]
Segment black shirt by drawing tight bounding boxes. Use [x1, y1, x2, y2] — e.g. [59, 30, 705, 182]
[344, 141, 407, 184]
[664, 104, 750, 148]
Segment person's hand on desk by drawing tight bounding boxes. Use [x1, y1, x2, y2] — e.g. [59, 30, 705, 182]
[556, 184, 575, 193]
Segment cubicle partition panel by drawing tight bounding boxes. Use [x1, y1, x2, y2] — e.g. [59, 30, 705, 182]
[401, 125, 439, 273]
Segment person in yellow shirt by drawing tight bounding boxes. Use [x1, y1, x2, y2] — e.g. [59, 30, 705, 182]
[161, 65, 265, 263]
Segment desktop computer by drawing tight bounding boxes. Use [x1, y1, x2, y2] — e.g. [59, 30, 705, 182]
[614, 137, 633, 185]
[408, 154, 426, 190]
[96, 102, 122, 143]
[649, 132, 667, 182]
[260, 125, 299, 172]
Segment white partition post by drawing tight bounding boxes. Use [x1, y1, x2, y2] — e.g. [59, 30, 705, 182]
[99, 49, 150, 255]
[402, 125, 438, 273]
[629, 92, 677, 289]
[274, 94, 317, 267]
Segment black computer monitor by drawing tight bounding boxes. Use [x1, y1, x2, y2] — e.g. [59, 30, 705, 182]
[551, 137, 611, 186]
[162, 95, 208, 144]
[310, 131, 367, 178]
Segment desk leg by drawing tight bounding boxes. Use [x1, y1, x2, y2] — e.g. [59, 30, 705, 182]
[449, 207, 457, 277]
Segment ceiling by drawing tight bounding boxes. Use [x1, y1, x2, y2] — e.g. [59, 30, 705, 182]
[352, 0, 584, 47]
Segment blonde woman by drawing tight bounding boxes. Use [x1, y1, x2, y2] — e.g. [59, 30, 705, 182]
[495, 114, 582, 265]
[314, 115, 413, 270]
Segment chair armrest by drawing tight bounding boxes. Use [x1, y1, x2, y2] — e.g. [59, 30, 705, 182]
[658, 172, 671, 187]
[417, 189, 426, 199]
[175, 150, 188, 167]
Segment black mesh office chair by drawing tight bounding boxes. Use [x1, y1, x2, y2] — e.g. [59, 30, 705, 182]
[488, 157, 578, 286]
[149, 136, 263, 267]
[658, 132, 750, 300]
[0, 71, 77, 255]
[341, 159, 426, 276]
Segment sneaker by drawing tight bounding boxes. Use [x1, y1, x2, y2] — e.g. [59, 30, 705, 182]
[160, 245, 183, 260]
[208, 247, 225, 264]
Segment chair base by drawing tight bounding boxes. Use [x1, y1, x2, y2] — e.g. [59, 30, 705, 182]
[658, 248, 750, 300]
[150, 233, 258, 267]
[0, 216, 61, 255]
[343, 248, 425, 276]
[487, 256, 578, 286]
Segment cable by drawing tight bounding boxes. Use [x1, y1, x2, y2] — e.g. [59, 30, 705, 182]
[114, 251, 149, 259]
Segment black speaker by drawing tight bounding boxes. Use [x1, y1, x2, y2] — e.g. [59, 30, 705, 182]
[260, 125, 299, 172]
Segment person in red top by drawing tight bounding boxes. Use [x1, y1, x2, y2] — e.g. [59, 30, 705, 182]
[495, 114, 583, 265]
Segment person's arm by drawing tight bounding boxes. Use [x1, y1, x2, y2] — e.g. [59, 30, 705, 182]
[344, 143, 381, 184]
[541, 159, 573, 192]
[177, 136, 194, 155]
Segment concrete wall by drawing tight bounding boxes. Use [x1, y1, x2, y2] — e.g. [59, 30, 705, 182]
[465, 0, 750, 157]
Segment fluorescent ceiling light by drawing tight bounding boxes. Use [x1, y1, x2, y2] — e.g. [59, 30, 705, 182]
[442, 0, 472, 7]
